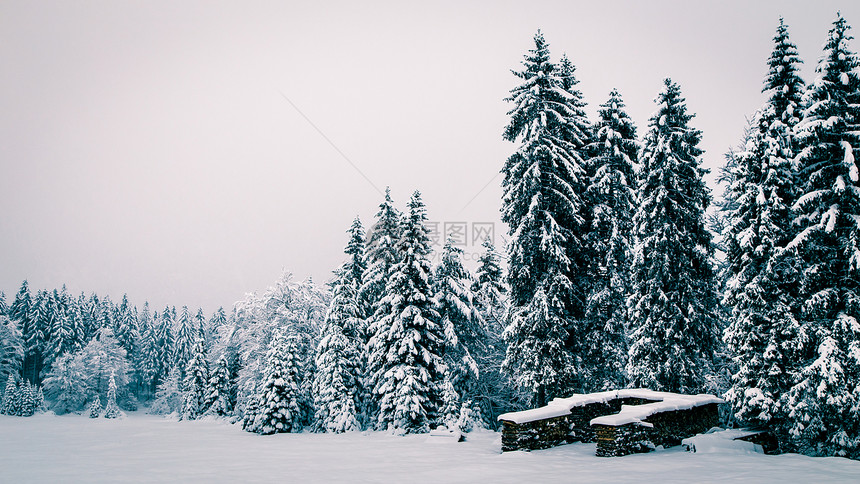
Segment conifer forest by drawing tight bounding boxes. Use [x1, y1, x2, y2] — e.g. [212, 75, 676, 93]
[3, 8, 860, 476]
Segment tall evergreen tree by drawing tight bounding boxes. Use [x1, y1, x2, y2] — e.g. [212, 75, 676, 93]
[627, 79, 720, 393]
[723, 18, 806, 429]
[155, 307, 175, 385]
[785, 13, 860, 458]
[113, 294, 138, 357]
[181, 340, 210, 420]
[501, 32, 590, 405]
[173, 306, 195, 374]
[582, 88, 639, 391]
[368, 191, 447, 433]
[360, 188, 402, 326]
[205, 354, 233, 416]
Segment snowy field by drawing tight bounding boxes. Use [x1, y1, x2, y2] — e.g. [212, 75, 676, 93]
[2, 413, 859, 483]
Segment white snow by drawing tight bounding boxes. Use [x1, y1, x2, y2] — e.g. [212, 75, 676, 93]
[841, 140, 858, 183]
[681, 428, 766, 454]
[497, 389, 724, 426]
[2, 412, 859, 483]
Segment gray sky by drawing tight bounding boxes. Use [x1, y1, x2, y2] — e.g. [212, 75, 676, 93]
[1, 1, 858, 313]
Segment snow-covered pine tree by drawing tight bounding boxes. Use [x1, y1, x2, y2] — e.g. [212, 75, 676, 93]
[344, 217, 368, 319]
[173, 306, 195, 375]
[88, 394, 101, 418]
[785, 13, 860, 458]
[241, 383, 262, 432]
[501, 32, 590, 405]
[181, 340, 209, 420]
[133, 303, 158, 398]
[723, 18, 806, 429]
[627, 79, 720, 393]
[368, 191, 447, 433]
[104, 371, 121, 418]
[1, 375, 20, 415]
[253, 329, 304, 434]
[35, 385, 44, 411]
[360, 189, 402, 328]
[155, 307, 175, 385]
[20, 380, 36, 416]
[205, 354, 233, 417]
[473, 237, 507, 326]
[313, 267, 363, 433]
[113, 294, 138, 358]
[582, 88, 639, 391]
[1, 314, 23, 385]
[433, 237, 486, 425]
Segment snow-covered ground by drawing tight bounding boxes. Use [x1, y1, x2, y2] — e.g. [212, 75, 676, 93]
[2, 412, 859, 483]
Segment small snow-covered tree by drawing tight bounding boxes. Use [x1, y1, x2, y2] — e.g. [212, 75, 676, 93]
[627, 79, 720, 393]
[205, 354, 233, 417]
[88, 395, 101, 418]
[2, 375, 21, 415]
[313, 267, 362, 433]
[253, 330, 304, 434]
[104, 371, 121, 419]
[149, 367, 184, 415]
[181, 340, 209, 420]
[19, 380, 36, 416]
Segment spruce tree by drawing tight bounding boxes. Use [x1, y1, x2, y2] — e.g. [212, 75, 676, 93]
[368, 191, 447, 433]
[88, 394, 101, 418]
[20, 381, 36, 416]
[627, 79, 720, 393]
[104, 371, 121, 419]
[313, 267, 363, 433]
[501, 31, 590, 405]
[344, 216, 367, 317]
[155, 307, 175, 384]
[582, 88, 638, 391]
[205, 354, 233, 417]
[113, 294, 138, 357]
[360, 188, 402, 329]
[2, 375, 20, 415]
[785, 13, 860, 458]
[173, 306, 195, 374]
[181, 340, 210, 420]
[723, 18, 805, 429]
[434, 237, 485, 424]
[254, 330, 304, 434]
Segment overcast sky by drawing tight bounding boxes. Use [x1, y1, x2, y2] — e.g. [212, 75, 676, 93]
[2, 1, 858, 313]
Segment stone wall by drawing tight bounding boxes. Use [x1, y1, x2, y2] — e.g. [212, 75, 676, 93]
[594, 403, 721, 457]
[500, 397, 654, 452]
